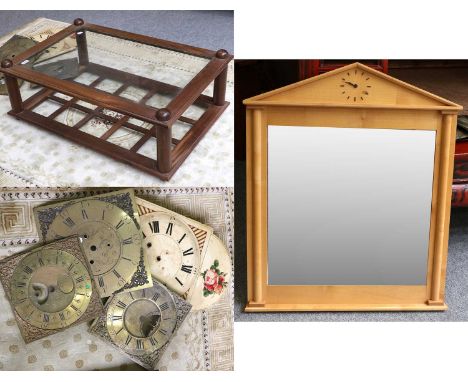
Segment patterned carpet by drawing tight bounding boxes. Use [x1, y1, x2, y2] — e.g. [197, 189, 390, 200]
[0, 187, 234, 370]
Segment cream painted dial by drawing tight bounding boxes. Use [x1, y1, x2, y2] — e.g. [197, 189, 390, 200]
[141, 212, 200, 295]
[106, 283, 177, 354]
[339, 68, 372, 102]
[10, 249, 92, 330]
[44, 199, 142, 297]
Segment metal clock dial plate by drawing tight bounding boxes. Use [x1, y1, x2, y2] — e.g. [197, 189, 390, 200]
[141, 211, 200, 296]
[89, 281, 191, 370]
[10, 248, 92, 330]
[0, 35, 37, 95]
[339, 68, 372, 102]
[0, 236, 103, 343]
[34, 190, 152, 298]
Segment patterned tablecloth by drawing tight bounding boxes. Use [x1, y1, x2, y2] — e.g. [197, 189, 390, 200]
[0, 187, 234, 371]
[0, 18, 234, 187]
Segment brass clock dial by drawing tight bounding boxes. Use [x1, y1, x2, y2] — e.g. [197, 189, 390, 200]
[0, 236, 103, 343]
[30, 29, 77, 63]
[136, 197, 232, 311]
[339, 69, 372, 102]
[34, 189, 152, 298]
[141, 211, 200, 296]
[89, 280, 191, 370]
[0, 35, 37, 95]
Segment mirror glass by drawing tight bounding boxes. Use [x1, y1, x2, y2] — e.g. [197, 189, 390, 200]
[267, 125, 436, 285]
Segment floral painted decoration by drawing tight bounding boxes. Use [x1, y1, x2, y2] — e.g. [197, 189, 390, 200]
[202, 260, 228, 297]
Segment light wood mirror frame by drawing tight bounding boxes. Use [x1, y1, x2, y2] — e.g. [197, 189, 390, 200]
[244, 63, 462, 312]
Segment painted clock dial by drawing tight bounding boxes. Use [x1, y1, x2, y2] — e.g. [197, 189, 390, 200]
[10, 248, 92, 330]
[141, 212, 200, 296]
[339, 68, 372, 102]
[106, 284, 177, 355]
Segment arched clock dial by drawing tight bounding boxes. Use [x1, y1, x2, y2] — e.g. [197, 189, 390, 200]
[34, 190, 152, 298]
[339, 68, 372, 102]
[141, 212, 200, 296]
[135, 197, 232, 311]
[0, 236, 103, 343]
[89, 281, 191, 370]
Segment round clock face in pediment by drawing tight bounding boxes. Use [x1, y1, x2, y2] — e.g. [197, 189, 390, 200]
[10, 249, 92, 330]
[141, 212, 200, 296]
[339, 69, 372, 102]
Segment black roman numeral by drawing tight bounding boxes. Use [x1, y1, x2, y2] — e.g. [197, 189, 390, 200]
[43, 314, 49, 322]
[175, 277, 183, 286]
[178, 233, 186, 244]
[112, 315, 122, 321]
[166, 222, 173, 235]
[159, 328, 167, 335]
[181, 264, 193, 274]
[112, 269, 121, 278]
[115, 220, 125, 230]
[98, 276, 104, 287]
[136, 339, 144, 349]
[70, 305, 78, 311]
[152, 292, 160, 301]
[122, 237, 133, 245]
[125, 335, 132, 345]
[23, 266, 33, 274]
[59, 312, 65, 321]
[68, 263, 74, 272]
[116, 300, 127, 309]
[75, 275, 84, 283]
[38, 258, 44, 266]
[149, 221, 159, 233]
[149, 337, 157, 346]
[183, 248, 194, 256]
[82, 209, 88, 220]
[160, 302, 169, 311]
[16, 281, 26, 288]
[63, 217, 75, 228]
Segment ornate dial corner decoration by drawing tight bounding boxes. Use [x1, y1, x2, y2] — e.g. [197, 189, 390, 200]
[89, 280, 191, 370]
[339, 69, 372, 102]
[0, 236, 103, 343]
[33, 189, 145, 298]
[114, 248, 152, 294]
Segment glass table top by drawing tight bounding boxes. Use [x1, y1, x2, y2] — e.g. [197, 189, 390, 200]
[27, 30, 212, 110]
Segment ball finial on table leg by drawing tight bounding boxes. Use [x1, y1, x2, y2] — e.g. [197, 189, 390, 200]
[1, 59, 13, 68]
[74, 18, 85, 26]
[215, 49, 229, 59]
[156, 108, 171, 122]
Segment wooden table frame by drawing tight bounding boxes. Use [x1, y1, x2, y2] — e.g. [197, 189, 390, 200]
[0, 18, 233, 180]
[244, 63, 462, 312]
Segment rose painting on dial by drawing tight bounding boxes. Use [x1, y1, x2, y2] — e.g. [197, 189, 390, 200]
[202, 260, 228, 296]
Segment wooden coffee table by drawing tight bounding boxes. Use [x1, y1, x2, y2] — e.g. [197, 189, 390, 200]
[0, 18, 232, 180]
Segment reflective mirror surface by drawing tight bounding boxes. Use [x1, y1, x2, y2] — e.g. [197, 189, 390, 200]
[267, 125, 436, 285]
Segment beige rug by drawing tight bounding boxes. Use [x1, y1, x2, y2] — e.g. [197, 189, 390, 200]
[0, 187, 234, 371]
[0, 18, 234, 187]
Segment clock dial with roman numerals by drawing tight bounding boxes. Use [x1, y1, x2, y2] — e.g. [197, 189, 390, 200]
[141, 212, 200, 296]
[34, 189, 152, 298]
[89, 280, 191, 370]
[0, 236, 103, 343]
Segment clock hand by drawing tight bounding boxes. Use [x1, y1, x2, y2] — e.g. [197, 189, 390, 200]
[344, 81, 358, 88]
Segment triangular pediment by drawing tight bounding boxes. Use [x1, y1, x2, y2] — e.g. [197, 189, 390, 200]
[244, 62, 461, 110]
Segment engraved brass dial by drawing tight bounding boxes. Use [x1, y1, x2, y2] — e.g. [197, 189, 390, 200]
[10, 248, 92, 330]
[141, 212, 200, 296]
[34, 190, 151, 298]
[339, 69, 372, 102]
[106, 283, 177, 354]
